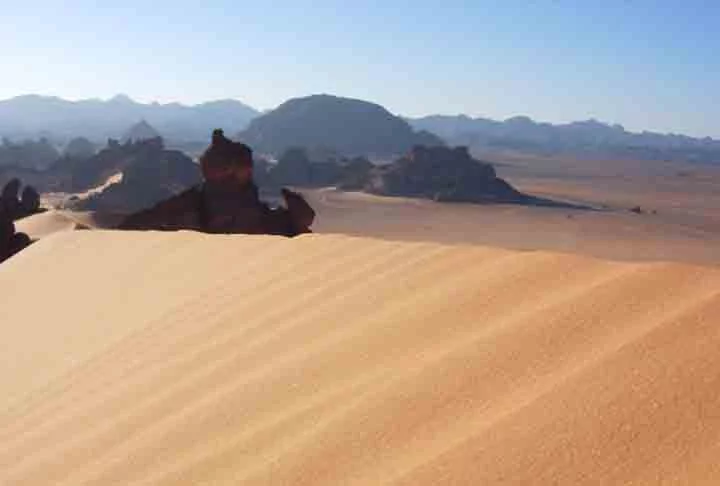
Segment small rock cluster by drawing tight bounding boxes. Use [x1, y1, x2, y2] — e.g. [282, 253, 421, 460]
[1, 178, 40, 264]
[0, 216, 31, 264]
[2, 178, 41, 220]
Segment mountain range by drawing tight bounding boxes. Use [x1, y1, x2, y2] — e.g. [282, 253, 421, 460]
[0, 95, 258, 142]
[2, 93, 720, 164]
[407, 115, 720, 164]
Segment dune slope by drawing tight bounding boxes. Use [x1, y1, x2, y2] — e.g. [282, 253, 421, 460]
[1, 231, 719, 485]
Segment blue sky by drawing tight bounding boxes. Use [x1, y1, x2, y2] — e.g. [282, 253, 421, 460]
[2, 1, 719, 137]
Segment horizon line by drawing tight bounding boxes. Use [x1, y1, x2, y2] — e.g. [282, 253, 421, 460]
[0, 92, 717, 141]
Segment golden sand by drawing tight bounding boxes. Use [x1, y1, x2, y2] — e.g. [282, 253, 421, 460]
[1, 230, 719, 484]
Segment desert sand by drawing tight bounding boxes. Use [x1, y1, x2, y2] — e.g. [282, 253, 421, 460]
[17, 185, 720, 267]
[14, 210, 125, 240]
[307, 189, 720, 265]
[19, 151, 720, 266]
[1, 229, 719, 485]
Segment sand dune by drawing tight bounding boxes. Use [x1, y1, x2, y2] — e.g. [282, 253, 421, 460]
[1, 230, 720, 485]
[15, 210, 124, 240]
[14, 211, 87, 239]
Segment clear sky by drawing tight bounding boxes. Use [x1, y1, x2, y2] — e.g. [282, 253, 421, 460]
[2, 1, 719, 137]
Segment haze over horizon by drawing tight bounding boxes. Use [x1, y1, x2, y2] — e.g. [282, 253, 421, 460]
[2, 1, 719, 138]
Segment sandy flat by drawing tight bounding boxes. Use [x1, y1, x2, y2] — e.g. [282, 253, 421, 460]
[26, 187, 718, 266]
[307, 189, 720, 266]
[1, 230, 719, 485]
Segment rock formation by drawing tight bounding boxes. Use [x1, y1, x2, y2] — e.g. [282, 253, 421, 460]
[0, 178, 37, 263]
[1, 178, 42, 220]
[75, 139, 201, 213]
[1, 178, 21, 215]
[20, 185, 40, 214]
[262, 144, 583, 207]
[366, 146, 524, 203]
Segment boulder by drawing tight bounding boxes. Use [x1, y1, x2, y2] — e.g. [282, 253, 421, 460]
[20, 185, 40, 214]
[1, 178, 43, 220]
[1, 178, 21, 215]
[0, 211, 31, 264]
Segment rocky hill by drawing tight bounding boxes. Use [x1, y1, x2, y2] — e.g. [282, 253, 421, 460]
[240, 95, 443, 156]
[122, 120, 161, 143]
[73, 138, 201, 212]
[364, 146, 524, 203]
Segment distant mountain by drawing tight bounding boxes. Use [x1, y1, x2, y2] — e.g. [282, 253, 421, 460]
[0, 95, 259, 142]
[239, 94, 444, 156]
[63, 137, 97, 159]
[407, 115, 720, 164]
[123, 120, 161, 142]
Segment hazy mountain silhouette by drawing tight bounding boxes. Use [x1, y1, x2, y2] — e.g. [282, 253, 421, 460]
[123, 120, 161, 142]
[408, 115, 720, 164]
[0, 137, 60, 170]
[5, 92, 719, 164]
[63, 137, 97, 160]
[0, 95, 259, 142]
[240, 94, 444, 156]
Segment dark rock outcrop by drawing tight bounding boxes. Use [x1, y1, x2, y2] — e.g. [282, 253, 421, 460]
[1, 216, 31, 263]
[364, 146, 523, 203]
[240, 94, 444, 156]
[361, 146, 590, 208]
[20, 185, 40, 214]
[1, 178, 42, 220]
[117, 184, 314, 237]
[0, 214, 19, 263]
[1, 178, 21, 215]
[0, 178, 38, 263]
[261, 145, 532, 204]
